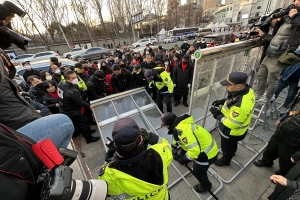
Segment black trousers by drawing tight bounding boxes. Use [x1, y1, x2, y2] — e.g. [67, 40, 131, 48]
[220, 133, 246, 162]
[84, 106, 95, 124]
[193, 156, 217, 187]
[174, 94, 187, 103]
[146, 87, 157, 102]
[157, 92, 172, 113]
[68, 112, 92, 140]
[262, 131, 299, 176]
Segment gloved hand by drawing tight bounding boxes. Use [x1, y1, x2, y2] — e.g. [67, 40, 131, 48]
[140, 128, 159, 145]
[212, 99, 226, 107]
[187, 84, 191, 88]
[105, 149, 115, 162]
[210, 107, 222, 119]
[176, 155, 190, 165]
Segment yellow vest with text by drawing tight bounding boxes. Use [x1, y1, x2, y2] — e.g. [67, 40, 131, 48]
[220, 88, 255, 137]
[149, 67, 174, 93]
[173, 116, 218, 160]
[60, 74, 86, 91]
[98, 138, 172, 200]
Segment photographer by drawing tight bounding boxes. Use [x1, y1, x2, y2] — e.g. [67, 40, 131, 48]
[255, 1, 300, 104]
[99, 117, 172, 199]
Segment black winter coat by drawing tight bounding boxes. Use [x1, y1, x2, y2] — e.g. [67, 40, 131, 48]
[58, 82, 90, 117]
[180, 43, 190, 53]
[76, 72, 90, 83]
[22, 69, 40, 83]
[52, 73, 62, 84]
[114, 49, 123, 59]
[111, 69, 132, 93]
[29, 85, 45, 104]
[172, 62, 193, 97]
[42, 92, 60, 114]
[141, 61, 157, 70]
[86, 76, 106, 101]
[132, 69, 147, 88]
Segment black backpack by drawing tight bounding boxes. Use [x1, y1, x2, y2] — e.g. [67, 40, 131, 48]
[0, 124, 43, 200]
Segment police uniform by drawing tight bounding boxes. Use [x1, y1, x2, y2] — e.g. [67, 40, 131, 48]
[145, 67, 174, 113]
[162, 113, 218, 193]
[98, 118, 172, 200]
[210, 72, 255, 166]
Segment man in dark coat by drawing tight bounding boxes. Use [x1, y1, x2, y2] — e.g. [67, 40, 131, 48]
[111, 64, 132, 93]
[86, 70, 107, 101]
[132, 64, 147, 88]
[180, 39, 190, 56]
[22, 62, 40, 83]
[172, 55, 193, 107]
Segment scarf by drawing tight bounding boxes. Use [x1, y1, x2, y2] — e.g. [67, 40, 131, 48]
[48, 90, 59, 99]
[182, 62, 188, 71]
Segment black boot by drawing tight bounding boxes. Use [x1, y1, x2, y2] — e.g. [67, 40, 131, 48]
[193, 183, 212, 193]
[214, 156, 231, 166]
[86, 136, 100, 144]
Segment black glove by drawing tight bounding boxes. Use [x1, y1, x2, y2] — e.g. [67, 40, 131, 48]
[210, 107, 222, 119]
[140, 128, 159, 145]
[105, 149, 115, 162]
[212, 99, 226, 107]
[176, 155, 190, 165]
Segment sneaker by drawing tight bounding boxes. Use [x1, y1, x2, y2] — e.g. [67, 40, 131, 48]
[279, 106, 288, 114]
[256, 95, 268, 105]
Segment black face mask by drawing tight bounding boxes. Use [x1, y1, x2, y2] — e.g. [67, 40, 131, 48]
[120, 64, 125, 68]
[109, 60, 114, 62]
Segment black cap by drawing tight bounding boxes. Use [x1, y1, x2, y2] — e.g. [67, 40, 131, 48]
[74, 63, 83, 69]
[133, 64, 141, 69]
[161, 112, 176, 127]
[112, 117, 140, 145]
[50, 57, 58, 62]
[158, 45, 162, 50]
[220, 72, 248, 86]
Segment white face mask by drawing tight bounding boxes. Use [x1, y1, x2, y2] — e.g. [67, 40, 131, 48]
[191, 56, 195, 60]
[197, 41, 200, 43]
[24, 65, 31, 70]
[164, 62, 169, 66]
[184, 41, 187, 43]
[45, 76, 52, 80]
[71, 78, 79, 85]
[55, 69, 60, 74]
[173, 58, 178, 61]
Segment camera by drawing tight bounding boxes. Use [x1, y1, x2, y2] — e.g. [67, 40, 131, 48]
[39, 148, 107, 200]
[272, 4, 300, 19]
[0, 1, 30, 50]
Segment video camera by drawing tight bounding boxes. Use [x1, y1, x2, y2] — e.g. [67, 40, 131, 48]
[0, 1, 30, 50]
[37, 146, 107, 200]
[250, 3, 300, 36]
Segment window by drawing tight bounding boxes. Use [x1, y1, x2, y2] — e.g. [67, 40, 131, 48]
[255, 12, 259, 17]
[141, 40, 148, 42]
[227, 8, 229, 11]
[230, 7, 232, 10]
[257, 6, 261, 9]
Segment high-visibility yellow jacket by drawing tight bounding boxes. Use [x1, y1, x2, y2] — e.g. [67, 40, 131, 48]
[173, 116, 218, 162]
[98, 138, 172, 200]
[60, 74, 87, 91]
[217, 86, 255, 139]
[149, 67, 174, 93]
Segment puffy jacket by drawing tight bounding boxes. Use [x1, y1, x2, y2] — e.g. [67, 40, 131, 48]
[22, 69, 40, 84]
[132, 69, 147, 88]
[172, 61, 193, 97]
[57, 81, 90, 117]
[172, 116, 218, 162]
[0, 68, 40, 129]
[180, 42, 190, 53]
[28, 85, 45, 104]
[111, 69, 132, 93]
[266, 17, 300, 56]
[86, 76, 106, 101]
[42, 91, 59, 114]
[99, 138, 172, 200]
[216, 85, 255, 139]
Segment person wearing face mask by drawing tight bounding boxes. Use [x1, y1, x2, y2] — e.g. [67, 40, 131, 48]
[107, 55, 116, 68]
[114, 46, 123, 60]
[50, 64, 63, 84]
[132, 64, 147, 89]
[81, 60, 94, 76]
[135, 53, 143, 63]
[169, 53, 181, 76]
[118, 59, 132, 72]
[58, 70, 100, 144]
[39, 71, 52, 81]
[143, 44, 155, 57]
[193, 39, 201, 50]
[22, 61, 40, 83]
[75, 62, 90, 84]
[86, 70, 107, 101]
[200, 39, 207, 49]
[180, 39, 190, 56]
[124, 50, 132, 65]
[173, 55, 193, 107]
[27, 75, 45, 104]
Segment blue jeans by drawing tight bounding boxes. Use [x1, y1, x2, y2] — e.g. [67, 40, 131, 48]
[17, 114, 74, 148]
[274, 78, 300, 108]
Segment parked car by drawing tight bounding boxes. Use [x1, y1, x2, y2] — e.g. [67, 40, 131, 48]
[62, 47, 84, 59]
[132, 38, 157, 48]
[10, 54, 34, 66]
[164, 36, 180, 43]
[22, 51, 61, 63]
[70, 47, 111, 61]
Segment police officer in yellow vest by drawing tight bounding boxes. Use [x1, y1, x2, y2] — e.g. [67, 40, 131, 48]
[144, 67, 174, 113]
[98, 117, 172, 200]
[161, 113, 218, 193]
[210, 72, 255, 166]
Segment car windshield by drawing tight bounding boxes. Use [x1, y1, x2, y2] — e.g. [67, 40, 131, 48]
[71, 48, 82, 52]
[15, 55, 33, 59]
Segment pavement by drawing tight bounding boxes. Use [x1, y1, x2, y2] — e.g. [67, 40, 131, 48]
[69, 90, 289, 200]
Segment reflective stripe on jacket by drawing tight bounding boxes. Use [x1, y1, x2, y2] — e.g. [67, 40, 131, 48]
[98, 138, 172, 200]
[219, 87, 255, 137]
[149, 67, 174, 93]
[173, 116, 218, 161]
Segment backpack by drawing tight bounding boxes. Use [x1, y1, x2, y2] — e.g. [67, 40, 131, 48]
[0, 124, 43, 200]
